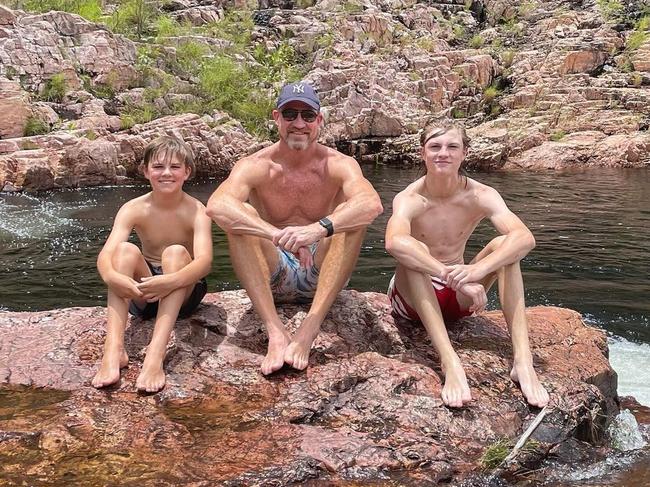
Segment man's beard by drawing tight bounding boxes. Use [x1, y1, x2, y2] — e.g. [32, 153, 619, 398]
[285, 131, 316, 151]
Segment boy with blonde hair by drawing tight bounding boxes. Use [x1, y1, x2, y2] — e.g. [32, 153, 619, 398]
[93, 136, 213, 392]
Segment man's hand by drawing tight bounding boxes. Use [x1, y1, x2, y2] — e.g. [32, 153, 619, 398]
[458, 282, 487, 313]
[445, 263, 488, 290]
[273, 223, 327, 253]
[294, 246, 314, 269]
[136, 274, 178, 303]
[105, 272, 144, 300]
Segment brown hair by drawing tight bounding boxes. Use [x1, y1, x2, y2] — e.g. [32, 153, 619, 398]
[140, 136, 196, 179]
[419, 120, 470, 186]
[420, 121, 470, 149]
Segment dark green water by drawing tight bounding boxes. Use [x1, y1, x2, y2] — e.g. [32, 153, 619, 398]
[1, 166, 648, 344]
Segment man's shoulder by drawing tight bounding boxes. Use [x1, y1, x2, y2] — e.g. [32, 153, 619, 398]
[323, 145, 357, 166]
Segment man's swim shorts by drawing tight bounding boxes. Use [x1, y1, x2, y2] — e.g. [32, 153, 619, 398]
[270, 242, 320, 304]
[387, 274, 472, 324]
[129, 260, 208, 320]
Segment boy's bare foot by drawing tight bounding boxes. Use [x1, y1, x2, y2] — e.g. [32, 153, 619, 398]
[136, 365, 166, 393]
[284, 317, 320, 371]
[441, 362, 472, 408]
[511, 361, 549, 407]
[92, 347, 128, 388]
[261, 332, 291, 375]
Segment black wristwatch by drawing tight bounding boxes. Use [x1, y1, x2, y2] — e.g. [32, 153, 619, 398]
[318, 217, 334, 237]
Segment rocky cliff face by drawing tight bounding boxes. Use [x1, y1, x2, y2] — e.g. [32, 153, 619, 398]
[0, 291, 620, 485]
[0, 0, 649, 191]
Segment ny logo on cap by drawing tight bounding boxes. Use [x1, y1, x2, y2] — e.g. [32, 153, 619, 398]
[292, 84, 305, 94]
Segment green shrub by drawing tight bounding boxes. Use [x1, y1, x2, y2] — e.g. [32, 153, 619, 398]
[501, 49, 516, 68]
[483, 85, 501, 103]
[596, 0, 624, 22]
[550, 130, 566, 141]
[451, 108, 466, 119]
[22, 0, 103, 22]
[108, 0, 160, 39]
[23, 115, 50, 136]
[41, 73, 67, 102]
[120, 102, 158, 129]
[175, 40, 209, 76]
[480, 438, 512, 470]
[626, 16, 649, 51]
[204, 10, 254, 51]
[469, 34, 484, 48]
[154, 15, 182, 39]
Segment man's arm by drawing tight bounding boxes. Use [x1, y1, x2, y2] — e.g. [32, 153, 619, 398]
[274, 156, 383, 252]
[206, 158, 279, 240]
[384, 192, 448, 280]
[97, 202, 143, 299]
[446, 186, 535, 288]
[137, 202, 213, 301]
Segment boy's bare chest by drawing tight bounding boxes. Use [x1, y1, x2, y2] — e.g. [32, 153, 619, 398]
[135, 210, 194, 249]
[411, 203, 482, 247]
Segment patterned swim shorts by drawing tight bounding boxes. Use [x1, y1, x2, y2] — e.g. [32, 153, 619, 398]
[270, 242, 320, 304]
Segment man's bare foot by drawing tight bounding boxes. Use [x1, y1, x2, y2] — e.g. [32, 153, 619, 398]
[261, 332, 291, 375]
[136, 364, 166, 393]
[92, 347, 128, 388]
[441, 362, 472, 408]
[511, 361, 549, 407]
[284, 317, 320, 371]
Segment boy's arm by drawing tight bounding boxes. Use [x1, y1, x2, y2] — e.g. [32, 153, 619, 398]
[97, 202, 143, 299]
[137, 203, 213, 301]
[206, 158, 279, 240]
[384, 192, 448, 280]
[446, 187, 535, 288]
[274, 155, 383, 252]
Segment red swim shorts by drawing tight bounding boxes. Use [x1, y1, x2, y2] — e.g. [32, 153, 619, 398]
[387, 274, 472, 324]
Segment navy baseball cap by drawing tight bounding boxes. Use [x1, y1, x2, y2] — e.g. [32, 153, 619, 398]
[276, 82, 320, 111]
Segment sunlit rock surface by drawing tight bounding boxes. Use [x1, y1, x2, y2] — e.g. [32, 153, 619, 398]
[0, 291, 620, 485]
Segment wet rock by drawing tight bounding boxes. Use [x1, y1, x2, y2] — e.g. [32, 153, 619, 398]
[0, 292, 620, 484]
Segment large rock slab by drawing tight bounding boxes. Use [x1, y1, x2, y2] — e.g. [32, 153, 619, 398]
[0, 291, 618, 485]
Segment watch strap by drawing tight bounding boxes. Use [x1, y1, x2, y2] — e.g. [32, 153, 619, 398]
[318, 217, 334, 237]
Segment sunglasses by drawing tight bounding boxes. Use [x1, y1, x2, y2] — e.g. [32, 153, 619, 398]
[280, 109, 318, 123]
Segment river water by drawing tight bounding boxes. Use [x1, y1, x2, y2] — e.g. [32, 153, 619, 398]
[1, 166, 649, 405]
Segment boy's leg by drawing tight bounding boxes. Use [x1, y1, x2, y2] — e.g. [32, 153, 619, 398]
[136, 245, 193, 392]
[93, 242, 150, 388]
[467, 236, 549, 407]
[394, 263, 472, 408]
[226, 207, 287, 375]
[283, 228, 365, 370]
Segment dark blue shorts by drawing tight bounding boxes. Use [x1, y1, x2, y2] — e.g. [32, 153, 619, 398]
[128, 261, 207, 320]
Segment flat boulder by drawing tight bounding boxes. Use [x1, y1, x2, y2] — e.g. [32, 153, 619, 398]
[0, 290, 619, 485]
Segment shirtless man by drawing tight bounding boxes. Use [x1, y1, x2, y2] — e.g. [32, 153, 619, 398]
[93, 136, 213, 392]
[207, 82, 383, 375]
[385, 121, 549, 408]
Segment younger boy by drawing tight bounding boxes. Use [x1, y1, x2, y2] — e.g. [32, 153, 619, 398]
[92, 136, 213, 392]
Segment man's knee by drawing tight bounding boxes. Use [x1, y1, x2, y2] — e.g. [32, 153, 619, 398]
[161, 244, 191, 271]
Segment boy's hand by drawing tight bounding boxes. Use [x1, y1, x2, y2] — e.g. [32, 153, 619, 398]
[107, 273, 143, 300]
[458, 282, 487, 313]
[137, 274, 178, 302]
[445, 264, 487, 290]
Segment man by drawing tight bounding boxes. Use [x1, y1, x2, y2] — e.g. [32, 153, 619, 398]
[207, 82, 383, 375]
[385, 121, 549, 408]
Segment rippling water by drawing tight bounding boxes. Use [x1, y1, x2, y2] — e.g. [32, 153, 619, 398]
[1, 167, 649, 398]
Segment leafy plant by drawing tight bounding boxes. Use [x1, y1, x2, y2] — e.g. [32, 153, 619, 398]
[108, 0, 160, 39]
[626, 16, 649, 51]
[550, 129, 566, 141]
[469, 34, 484, 48]
[40, 73, 67, 103]
[480, 438, 512, 470]
[23, 115, 51, 136]
[22, 0, 103, 22]
[596, 0, 624, 22]
[501, 49, 516, 68]
[483, 85, 501, 103]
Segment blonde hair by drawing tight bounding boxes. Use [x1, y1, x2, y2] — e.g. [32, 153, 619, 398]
[140, 136, 196, 179]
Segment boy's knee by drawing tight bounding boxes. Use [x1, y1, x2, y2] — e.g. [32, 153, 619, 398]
[488, 235, 507, 251]
[161, 244, 191, 268]
[113, 242, 142, 262]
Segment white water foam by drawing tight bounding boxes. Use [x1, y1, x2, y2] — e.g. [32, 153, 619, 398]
[609, 337, 650, 407]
